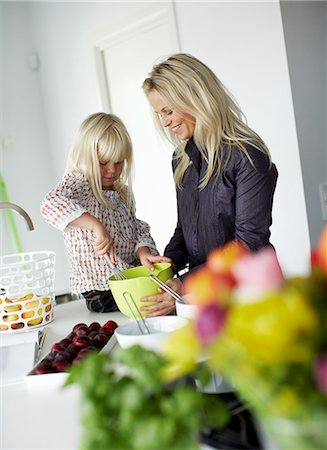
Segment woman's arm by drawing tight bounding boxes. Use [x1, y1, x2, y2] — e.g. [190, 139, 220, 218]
[164, 219, 189, 271]
[234, 149, 278, 250]
[164, 154, 190, 270]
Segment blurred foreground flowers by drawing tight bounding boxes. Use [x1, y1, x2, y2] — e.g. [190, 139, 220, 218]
[163, 226, 327, 450]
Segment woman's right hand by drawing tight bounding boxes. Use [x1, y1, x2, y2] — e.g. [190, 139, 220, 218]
[139, 277, 184, 317]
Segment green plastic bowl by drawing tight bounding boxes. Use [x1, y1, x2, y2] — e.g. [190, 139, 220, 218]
[108, 263, 173, 318]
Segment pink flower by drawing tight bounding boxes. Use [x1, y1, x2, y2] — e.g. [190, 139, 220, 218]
[195, 303, 228, 345]
[314, 354, 327, 395]
[233, 247, 284, 298]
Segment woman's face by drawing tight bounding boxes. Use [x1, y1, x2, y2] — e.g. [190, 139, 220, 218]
[99, 160, 124, 190]
[147, 90, 196, 141]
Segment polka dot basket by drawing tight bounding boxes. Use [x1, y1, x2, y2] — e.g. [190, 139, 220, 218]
[0, 251, 56, 333]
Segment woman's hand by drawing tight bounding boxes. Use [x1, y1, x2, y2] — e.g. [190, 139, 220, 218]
[139, 278, 184, 317]
[136, 246, 172, 270]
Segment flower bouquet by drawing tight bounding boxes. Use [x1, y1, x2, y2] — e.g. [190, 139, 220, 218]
[163, 227, 327, 450]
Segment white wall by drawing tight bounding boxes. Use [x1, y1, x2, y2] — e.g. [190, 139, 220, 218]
[2, 1, 316, 295]
[1, 2, 68, 292]
[173, 0, 310, 275]
[29, 1, 174, 179]
[280, 0, 327, 246]
[98, 11, 179, 254]
[0, 2, 5, 255]
[0, 3, 3, 166]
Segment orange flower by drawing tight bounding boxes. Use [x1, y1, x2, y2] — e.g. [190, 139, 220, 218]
[207, 240, 249, 275]
[184, 267, 235, 307]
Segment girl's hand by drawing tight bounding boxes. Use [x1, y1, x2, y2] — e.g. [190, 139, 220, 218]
[92, 223, 115, 262]
[137, 247, 172, 270]
[136, 247, 172, 271]
[68, 212, 116, 262]
[139, 278, 184, 317]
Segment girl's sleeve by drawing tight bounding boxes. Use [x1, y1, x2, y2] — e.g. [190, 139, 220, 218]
[234, 149, 278, 250]
[40, 173, 89, 231]
[134, 218, 158, 256]
[130, 196, 158, 256]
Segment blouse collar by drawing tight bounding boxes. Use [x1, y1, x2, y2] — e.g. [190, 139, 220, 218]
[185, 137, 202, 172]
[103, 189, 121, 206]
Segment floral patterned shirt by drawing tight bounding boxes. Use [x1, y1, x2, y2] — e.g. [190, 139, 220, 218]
[40, 172, 158, 293]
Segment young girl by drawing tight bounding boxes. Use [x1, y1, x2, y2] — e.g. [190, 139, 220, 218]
[41, 112, 170, 312]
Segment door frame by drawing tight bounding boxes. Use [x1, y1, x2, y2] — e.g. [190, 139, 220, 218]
[92, 5, 180, 112]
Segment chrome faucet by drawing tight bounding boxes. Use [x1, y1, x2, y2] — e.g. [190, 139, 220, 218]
[0, 202, 34, 231]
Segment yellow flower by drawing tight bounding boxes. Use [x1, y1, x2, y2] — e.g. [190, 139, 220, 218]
[270, 388, 300, 416]
[225, 289, 317, 363]
[162, 322, 201, 381]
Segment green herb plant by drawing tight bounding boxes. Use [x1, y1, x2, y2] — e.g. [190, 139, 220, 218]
[65, 345, 229, 450]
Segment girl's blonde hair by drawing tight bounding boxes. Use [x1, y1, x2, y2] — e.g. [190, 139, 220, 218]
[142, 53, 271, 189]
[65, 112, 133, 208]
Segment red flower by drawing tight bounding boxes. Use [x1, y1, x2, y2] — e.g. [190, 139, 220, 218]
[195, 303, 228, 345]
[314, 354, 327, 395]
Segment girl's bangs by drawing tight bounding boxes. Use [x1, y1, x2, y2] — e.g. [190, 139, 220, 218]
[97, 135, 127, 163]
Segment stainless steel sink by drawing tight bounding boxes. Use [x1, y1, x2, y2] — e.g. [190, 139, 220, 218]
[55, 292, 82, 304]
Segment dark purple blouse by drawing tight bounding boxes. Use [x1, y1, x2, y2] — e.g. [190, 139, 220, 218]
[164, 138, 278, 271]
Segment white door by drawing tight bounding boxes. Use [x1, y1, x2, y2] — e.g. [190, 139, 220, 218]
[94, 8, 179, 254]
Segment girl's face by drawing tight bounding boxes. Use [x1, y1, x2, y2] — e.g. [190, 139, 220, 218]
[99, 160, 124, 190]
[147, 90, 196, 141]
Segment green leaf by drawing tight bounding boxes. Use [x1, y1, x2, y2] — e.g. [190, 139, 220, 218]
[65, 345, 230, 450]
[201, 394, 230, 429]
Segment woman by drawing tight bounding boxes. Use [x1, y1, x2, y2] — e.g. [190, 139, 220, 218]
[140, 53, 278, 317]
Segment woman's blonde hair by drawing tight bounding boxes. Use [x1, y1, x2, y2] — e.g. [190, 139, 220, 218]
[65, 112, 133, 208]
[142, 53, 271, 189]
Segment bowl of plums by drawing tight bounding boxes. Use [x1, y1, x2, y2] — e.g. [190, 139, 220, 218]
[26, 320, 118, 385]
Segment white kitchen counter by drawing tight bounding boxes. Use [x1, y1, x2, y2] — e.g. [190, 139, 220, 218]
[0, 300, 268, 450]
[0, 299, 129, 450]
